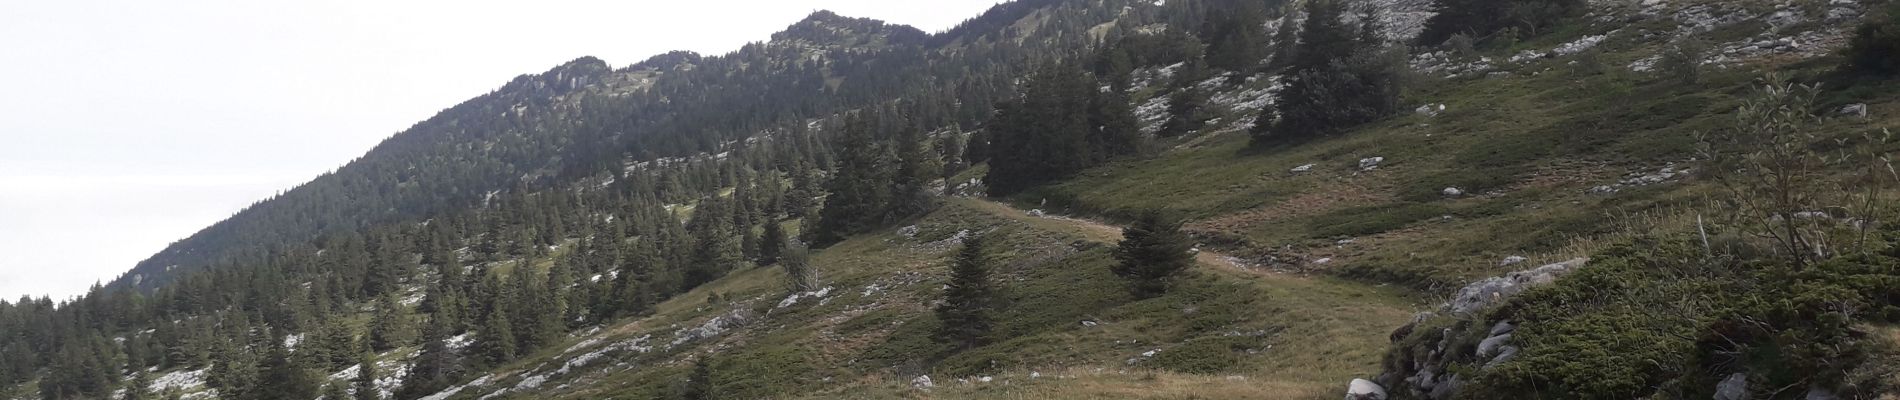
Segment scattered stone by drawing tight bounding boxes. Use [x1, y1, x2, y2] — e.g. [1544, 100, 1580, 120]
[1499, 256, 1527, 267]
[896, 225, 919, 238]
[1359, 157, 1385, 171]
[1080, 320, 1099, 327]
[1442, 187, 1464, 197]
[1415, 104, 1445, 117]
[1841, 103, 1868, 118]
[1314, 257, 1334, 265]
[1346, 378, 1389, 400]
[1026, 209, 1045, 217]
[1716, 373, 1749, 400]
[912, 375, 935, 389]
[1292, 163, 1317, 173]
[1030, 371, 1041, 379]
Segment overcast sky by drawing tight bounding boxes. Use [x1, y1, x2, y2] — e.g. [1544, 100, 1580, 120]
[0, 0, 1002, 301]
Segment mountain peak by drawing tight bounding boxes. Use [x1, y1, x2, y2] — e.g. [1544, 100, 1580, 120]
[771, 10, 927, 49]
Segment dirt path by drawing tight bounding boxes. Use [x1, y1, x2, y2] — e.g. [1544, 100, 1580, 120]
[958, 197, 1418, 399]
[960, 197, 1279, 278]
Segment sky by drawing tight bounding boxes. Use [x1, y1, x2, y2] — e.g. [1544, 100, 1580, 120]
[0, 0, 1003, 301]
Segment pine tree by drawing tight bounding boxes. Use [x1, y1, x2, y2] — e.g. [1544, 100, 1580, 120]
[476, 296, 517, 366]
[1201, 0, 1270, 73]
[367, 294, 411, 352]
[684, 195, 743, 289]
[1112, 211, 1196, 298]
[205, 338, 257, 399]
[396, 317, 459, 400]
[759, 221, 787, 266]
[1089, 88, 1142, 162]
[1845, 1, 1900, 76]
[682, 357, 714, 400]
[321, 381, 349, 400]
[934, 235, 997, 349]
[352, 353, 381, 400]
[257, 334, 318, 400]
[985, 65, 1096, 195]
[1253, 0, 1403, 144]
[812, 113, 897, 246]
[121, 370, 153, 400]
[1159, 86, 1210, 137]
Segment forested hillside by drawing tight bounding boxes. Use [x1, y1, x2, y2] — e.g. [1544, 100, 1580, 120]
[4, 0, 1900, 398]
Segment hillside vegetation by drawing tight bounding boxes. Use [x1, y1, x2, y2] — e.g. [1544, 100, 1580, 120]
[3, 0, 1900, 399]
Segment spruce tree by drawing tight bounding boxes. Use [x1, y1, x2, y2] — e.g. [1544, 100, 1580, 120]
[933, 235, 997, 349]
[1112, 211, 1196, 298]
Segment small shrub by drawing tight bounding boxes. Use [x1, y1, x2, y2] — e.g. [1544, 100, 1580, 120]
[1844, 2, 1900, 76]
[1658, 37, 1709, 85]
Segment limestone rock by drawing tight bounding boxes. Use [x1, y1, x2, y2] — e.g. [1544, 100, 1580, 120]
[1716, 373, 1748, 400]
[1346, 378, 1389, 400]
[1446, 258, 1588, 314]
[1359, 157, 1385, 171]
[912, 375, 934, 389]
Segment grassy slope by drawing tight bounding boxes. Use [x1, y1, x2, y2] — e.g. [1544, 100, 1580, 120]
[457, 198, 1410, 400]
[1028, 45, 1900, 293]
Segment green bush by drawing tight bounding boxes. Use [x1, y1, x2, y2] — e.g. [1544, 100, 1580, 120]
[1845, 2, 1900, 76]
[1447, 237, 1900, 399]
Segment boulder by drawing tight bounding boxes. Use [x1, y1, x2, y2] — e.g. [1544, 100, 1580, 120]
[1715, 373, 1748, 400]
[1442, 187, 1464, 197]
[912, 375, 935, 389]
[1346, 378, 1389, 400]
[1484, 345, 1519, 370]
[1499, 256, 1527, 267]
[1488, 321, 1516, 336]
[1476, 334, 1513, 358]
[1805, 387, 1839, 400]
[1292, 163, 1317, 173]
